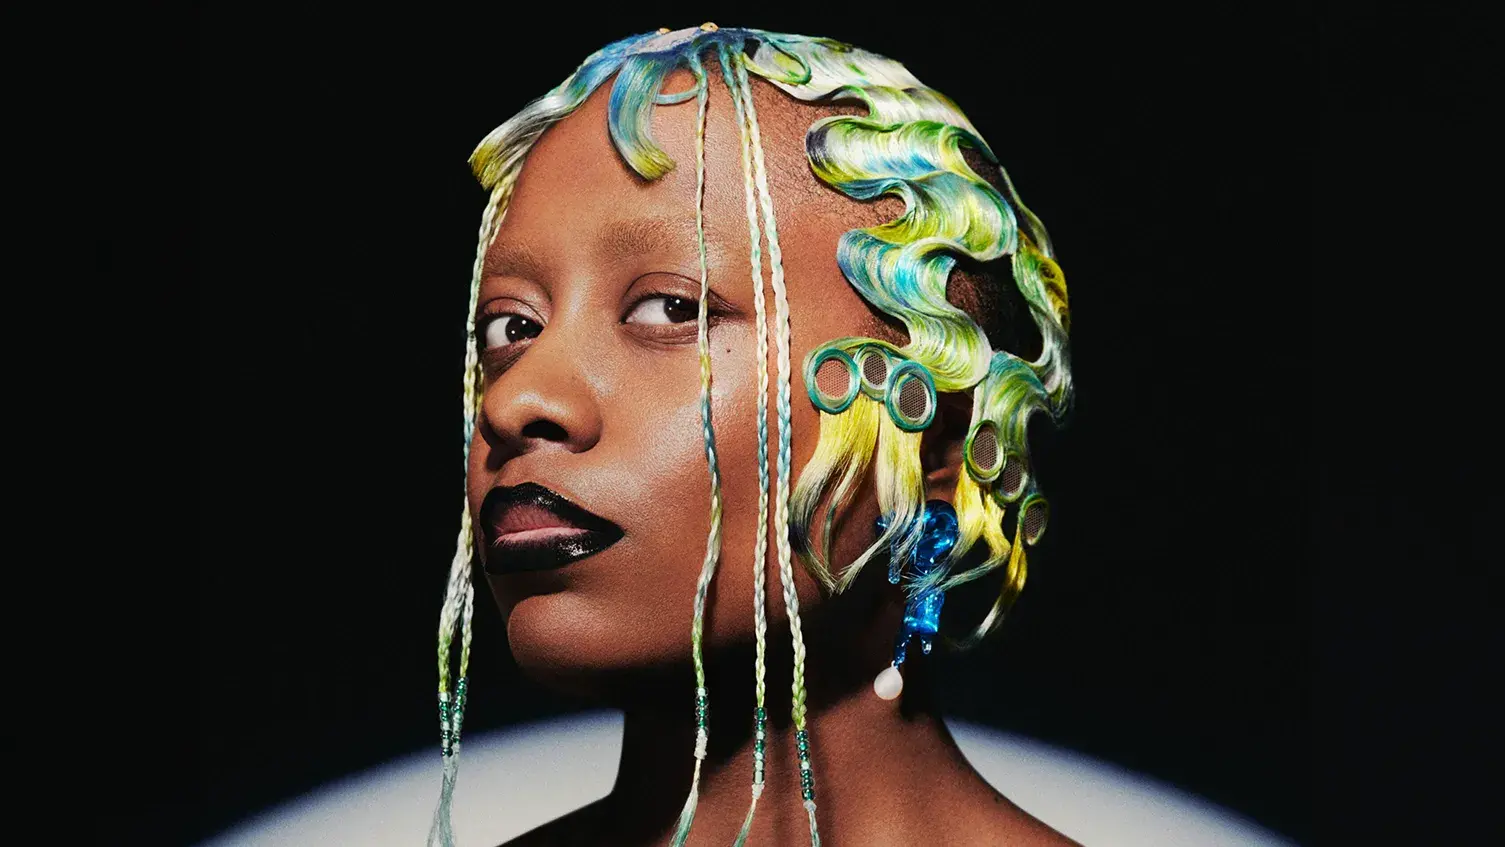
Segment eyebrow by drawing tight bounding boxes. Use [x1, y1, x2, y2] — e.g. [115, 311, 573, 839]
[482, 240, 549, 282]
[590, 215, 694, 266]
[483, 216, 696, 282]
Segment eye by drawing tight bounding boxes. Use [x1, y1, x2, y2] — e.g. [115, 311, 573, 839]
[482, 313, 543, 350]
[625, 295, 700, 325]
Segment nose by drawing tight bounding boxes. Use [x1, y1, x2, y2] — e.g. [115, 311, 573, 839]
[475, 326, 603, 463]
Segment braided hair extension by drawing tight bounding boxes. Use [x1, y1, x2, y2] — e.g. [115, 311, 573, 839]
[668, 49, 725, 847]
[730, 49, 824, 844]
[428, 180, 509, 847]
[717, 41, 775, 847]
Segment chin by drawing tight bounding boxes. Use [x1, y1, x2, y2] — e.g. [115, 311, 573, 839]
[503, 591, 672, 696]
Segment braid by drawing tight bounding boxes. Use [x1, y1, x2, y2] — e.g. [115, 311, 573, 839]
[721, 44, 772, 846]
[670, 55, 722, 847]
[435, 501, 467, 698]
[735, 53, 822, 846]
[436, 186, 502, 697]
[428, 175, 511, 847]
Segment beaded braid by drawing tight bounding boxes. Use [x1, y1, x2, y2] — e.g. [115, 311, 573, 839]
[429, 29, 669, 844]
[669, 52, 726, 847]
[718, 42, 775, 847]
[733, 50, 823, 846]
[428, 182, 509, 847]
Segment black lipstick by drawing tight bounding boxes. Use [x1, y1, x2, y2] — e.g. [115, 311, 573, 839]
[479, 482, 624, 575]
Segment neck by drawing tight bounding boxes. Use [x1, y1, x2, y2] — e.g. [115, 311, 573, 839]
[594, 631, 994, 846]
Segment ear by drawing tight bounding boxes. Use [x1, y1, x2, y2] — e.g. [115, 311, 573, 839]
[919, 388, 973, 503]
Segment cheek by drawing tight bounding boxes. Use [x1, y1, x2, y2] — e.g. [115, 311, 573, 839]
[465, 436, 488, 548]
[488, 393, 716, 676]
[578, 337, 833, 656]
[693, 333, 869, 647]
[491, 344, 777, 672]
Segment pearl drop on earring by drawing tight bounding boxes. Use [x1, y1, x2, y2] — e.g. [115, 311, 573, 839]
[873, 664, 904, 700]
[873, 500, 957, 703]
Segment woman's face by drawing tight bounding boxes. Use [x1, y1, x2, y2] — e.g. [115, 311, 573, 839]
[467, 69, 924, 687]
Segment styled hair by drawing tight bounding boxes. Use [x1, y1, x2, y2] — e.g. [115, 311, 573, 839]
[430, 25, 1072, 847]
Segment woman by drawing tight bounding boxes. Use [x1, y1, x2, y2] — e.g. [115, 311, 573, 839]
[431, 24, 1074, 846]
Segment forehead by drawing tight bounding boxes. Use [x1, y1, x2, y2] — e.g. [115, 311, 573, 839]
[484, 65, 892, 274]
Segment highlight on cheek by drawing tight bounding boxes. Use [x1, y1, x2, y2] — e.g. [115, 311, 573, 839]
[430, 25, 1074, 847]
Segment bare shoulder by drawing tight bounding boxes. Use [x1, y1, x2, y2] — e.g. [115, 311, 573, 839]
[973, 785, 1082, 846]
[493, 795, 610, 847]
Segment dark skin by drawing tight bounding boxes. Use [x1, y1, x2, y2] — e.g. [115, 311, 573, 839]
[468, 63, 1078, 846]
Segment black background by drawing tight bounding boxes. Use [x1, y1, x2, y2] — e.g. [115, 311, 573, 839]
[94, 2, 1502, 845]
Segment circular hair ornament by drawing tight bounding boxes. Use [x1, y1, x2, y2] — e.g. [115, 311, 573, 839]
[805, 347, 860, 414]
[1019, 493, 1050, 546]
[964, 420, 1003, 483]
[885, 360, 937, 432]
[992, 452, 1030, 504]
[855, 344, 892, 400]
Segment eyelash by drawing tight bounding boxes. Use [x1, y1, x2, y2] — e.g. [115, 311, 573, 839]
[474, 292, 723, 357]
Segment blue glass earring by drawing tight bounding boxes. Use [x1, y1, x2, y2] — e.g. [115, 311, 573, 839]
[871, 499, 959, 700]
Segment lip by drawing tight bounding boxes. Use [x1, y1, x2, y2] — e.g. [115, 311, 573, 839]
[479, 482, 624, 575]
